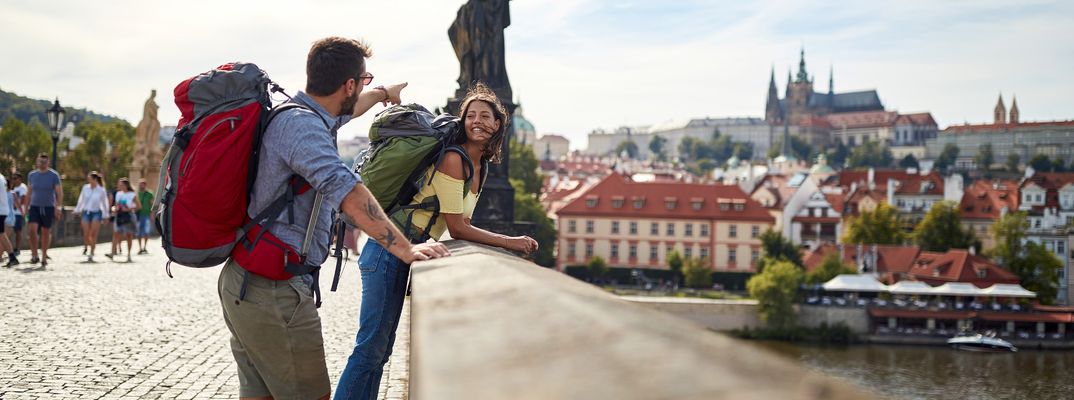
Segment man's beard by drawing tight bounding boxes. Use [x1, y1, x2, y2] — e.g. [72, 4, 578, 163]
[340, 90, 359, 116]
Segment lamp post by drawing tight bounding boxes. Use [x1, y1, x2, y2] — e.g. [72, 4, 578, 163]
[46, 98, 65, 170]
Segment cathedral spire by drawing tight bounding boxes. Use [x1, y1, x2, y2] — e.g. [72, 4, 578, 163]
[766, 65, 782, 123]
[796, 47, 809, 83]
[994, 93, 1007, 125]
[828, 64, 834, 94]
[1009, 95, 1020, 124]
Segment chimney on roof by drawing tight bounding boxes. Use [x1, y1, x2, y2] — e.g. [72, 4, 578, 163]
[867, 168, 875, 190]
[887, 179, 895, 206]
[969, 246, 976, 256]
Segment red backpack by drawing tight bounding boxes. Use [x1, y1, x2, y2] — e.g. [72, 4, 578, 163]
[155, 63, 325, 279]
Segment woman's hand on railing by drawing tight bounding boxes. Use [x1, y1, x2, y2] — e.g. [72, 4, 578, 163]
[505, 236, 538, 255]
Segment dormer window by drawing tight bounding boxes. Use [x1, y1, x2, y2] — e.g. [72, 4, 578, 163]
[691, 198, 703, 211]
[977, 269, 987, 279]
[611, 196, 625, 209]
[632, 197, 645, 209]
[585, 195, 598, 208]
[718, 198, 731, 211]
[665, 197, 678, 210]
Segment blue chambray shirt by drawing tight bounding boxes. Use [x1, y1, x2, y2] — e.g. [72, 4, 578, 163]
[248, 91, 361, 268]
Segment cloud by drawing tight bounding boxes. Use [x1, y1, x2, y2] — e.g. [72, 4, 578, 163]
[1, 0, 1072, 151]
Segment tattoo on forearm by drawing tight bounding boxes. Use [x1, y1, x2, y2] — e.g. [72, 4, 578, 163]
[379, 229, 397, 249]
[365, 198, 387, 221]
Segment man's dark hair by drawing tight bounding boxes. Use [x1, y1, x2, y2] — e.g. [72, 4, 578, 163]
[37, 153, 49, 159]
[13, 172, 22, 180]
[305, 37, 373, 96]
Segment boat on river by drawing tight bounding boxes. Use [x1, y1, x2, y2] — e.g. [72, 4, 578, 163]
[947, 331, 1017, 352]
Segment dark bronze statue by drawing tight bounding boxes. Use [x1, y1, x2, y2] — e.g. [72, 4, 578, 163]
[449, 0, 513, 102]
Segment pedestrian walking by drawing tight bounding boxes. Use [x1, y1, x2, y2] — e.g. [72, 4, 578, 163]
[135, 179, 153, 254]
[73, 172, 110, 262]
[25, 153, 62, 268]
[106, 178, 137, 262]
[0, 172, 17, 267]
[9, 172, 27, 257]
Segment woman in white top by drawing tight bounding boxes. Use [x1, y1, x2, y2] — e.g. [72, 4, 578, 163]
[73, 172, 110, 262]
[106, 178, 139, 262]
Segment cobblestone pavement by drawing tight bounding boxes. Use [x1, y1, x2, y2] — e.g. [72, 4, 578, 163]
[0, 239, 409, 399]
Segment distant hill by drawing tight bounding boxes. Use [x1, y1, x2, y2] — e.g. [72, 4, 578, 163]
[0, 87, 127, 127]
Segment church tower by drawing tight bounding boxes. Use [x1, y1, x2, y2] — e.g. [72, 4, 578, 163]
[786, 47, 815, 124]
[1009, 96, 1020, 124]
[765, 66, 782, 124]
[994, 93, 1007, 125]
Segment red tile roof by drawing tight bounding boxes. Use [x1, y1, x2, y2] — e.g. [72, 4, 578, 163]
[895, 112, 937, 127]
[960, 179, 1019, 220]
[909, 250, 1020, 287]
[827, 111, 898, 129]
[944, 119, 1074, 133]
[832, 169, 944, 196]
[557, 172, 773, 222]
[1019, 172, 1074, 212]
[803, 243, 919, 275]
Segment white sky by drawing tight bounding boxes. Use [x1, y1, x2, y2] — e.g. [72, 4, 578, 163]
[2, 0, 1072, 150]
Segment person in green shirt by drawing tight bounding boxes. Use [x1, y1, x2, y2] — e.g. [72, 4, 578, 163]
[136, 180, 154, 254]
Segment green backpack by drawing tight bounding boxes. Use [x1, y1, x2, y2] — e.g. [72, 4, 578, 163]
[352, 103, 486, 242]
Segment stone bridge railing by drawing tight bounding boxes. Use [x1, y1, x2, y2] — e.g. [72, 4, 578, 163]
[408, 241, 877, 400]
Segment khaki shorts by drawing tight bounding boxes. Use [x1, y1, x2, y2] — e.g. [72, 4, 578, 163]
[218, 259, 330, 399]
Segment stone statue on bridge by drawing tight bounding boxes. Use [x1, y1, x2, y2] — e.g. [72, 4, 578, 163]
[129, 90, 163, 193]
[449, 0, 513, 102]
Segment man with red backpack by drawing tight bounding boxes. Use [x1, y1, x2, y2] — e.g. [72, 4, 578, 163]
[218, 37, 450, 400]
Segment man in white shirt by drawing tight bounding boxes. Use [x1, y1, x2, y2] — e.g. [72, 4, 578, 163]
[0, 173, 17, 267]
[10, 172, 27, 257]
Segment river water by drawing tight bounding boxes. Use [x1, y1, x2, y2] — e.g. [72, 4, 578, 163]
[757, 342, 1074, 400]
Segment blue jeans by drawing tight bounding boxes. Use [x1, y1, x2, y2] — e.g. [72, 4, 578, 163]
[335, 239, 410, 400]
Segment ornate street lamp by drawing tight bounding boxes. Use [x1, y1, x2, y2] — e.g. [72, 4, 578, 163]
[46, 98, 65, 170]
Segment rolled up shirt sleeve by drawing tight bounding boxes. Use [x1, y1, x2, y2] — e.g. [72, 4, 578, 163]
[282, 115, 361, 209]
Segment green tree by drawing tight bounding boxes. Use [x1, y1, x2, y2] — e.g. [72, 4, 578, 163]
[1029, 154, 1052, 172]
[747, 259, 804, 329]
[898, 154, 920, 170]
[510, 179, 557, 267]
[759, 229, 801, 269]
[1006, 153, 1021, 172]
[616, 140, 639, 159]
[843, 202, 907, 245]
[826, 141, 850, 168]
[586, 256, 608, 281]
[60, 120, 135, 205]
[976, 143, 994, 170]
[934, 143, 960, 172]
[767, 135, 813, 161]
[667, 249, 684, 282]
[912, 201, 976, 252]
[508, 140, 542, 195]
[846, 140, 894, 169]
[806, 253, 857, 285]
[648, 135, 667, 161]
[988, 212, 1060, 304]
[0, 118, 52, 176]
[1016, 242, 1062, 304]
[682, 257, 713, 288]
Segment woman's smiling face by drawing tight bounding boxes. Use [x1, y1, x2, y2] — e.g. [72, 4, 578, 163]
[464, 100, 500, 145]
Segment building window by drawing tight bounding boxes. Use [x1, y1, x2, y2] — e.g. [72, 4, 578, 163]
[729, 249, 737, 263]
[666, 245, 674, 256]
[633, 198, 645, 209]
[700, 224, 709, 236]
[666, 198, 677, 210]
[586, 197, 598, 208]
[1059, 241, 1067, 257]
[977, 269, 987, 279]
[629, 245, 637, 259]
[1037, 194, 1043, 203]
[720, 202, 730, 211]
[685, 247, 693, 258]
[667, 223, 675, 236]
[586, 220, 594, 234]
[650, 246, 658, 261]
[568, 243, 576, 257]
[700, 247, 709, 260]
[611, 243, 619, 259]
[568, 220, 576, 233]
[751, 249, 759, 262]
[585, 243, 593, 258]
[692, 200, 703, 210]
[685, 224, 694, 237]
[612, 198, 624, 208]
[751, 225, 760, 238]
[729, 225, 737, 238]
[629, 222, 638, 235]
[612, 221, 620, 234]
[734, 203, 744, 211]
[651, 222, 659, 235]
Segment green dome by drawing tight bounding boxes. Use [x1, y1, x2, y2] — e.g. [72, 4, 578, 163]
[513, 113, 536, 135]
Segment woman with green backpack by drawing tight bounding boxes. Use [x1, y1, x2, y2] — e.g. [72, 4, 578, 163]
[336, 83, 537, 399]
